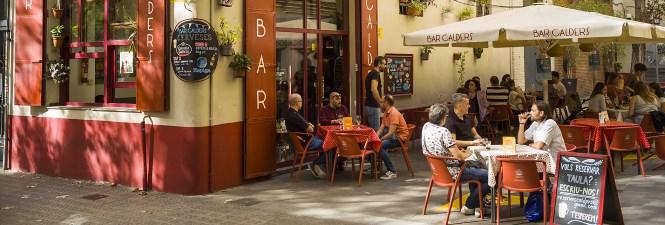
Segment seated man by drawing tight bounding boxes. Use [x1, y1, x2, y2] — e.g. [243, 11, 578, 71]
[377, 94, 408, 180]
[284, 93, 327, 179]
[445, 93, 485, 148]
[318, 92, 349, 171]
[422, 103, 490, 217]
[318, 92, 350, 126]
[517, 101, 566, 155]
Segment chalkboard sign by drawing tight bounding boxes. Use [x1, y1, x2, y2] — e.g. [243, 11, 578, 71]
[536, 58, 552, 82]
[171, 19, 219, 82]
[550, 151, 624, 225]
[384, 54, 413, 96]
[588, 53, 601, 71]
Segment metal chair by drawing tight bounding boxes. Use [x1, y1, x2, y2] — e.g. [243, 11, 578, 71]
[387, 124, 417, 176]
[558, 124, 592, 153]
[603, 127, 645, 176]
[288, 132, 328, 182]
[496, 158, 548, 225]
[422, 155, 485, 224]
[332, 133, 378, 186]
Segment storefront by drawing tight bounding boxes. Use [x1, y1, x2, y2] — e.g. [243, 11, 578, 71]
[5, 0, 516, 194]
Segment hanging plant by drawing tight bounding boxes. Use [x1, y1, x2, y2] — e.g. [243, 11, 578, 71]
[46, 59, 70, 84]
[52, 0, 64, 19]
[473, 47, 483, 59]
[457, 6, 474, 21]
[217, 17, 242, 56]
[456, 51, 468, 87]
[51, 25, 65, 48]
[421, 46, 435, 60]
[229, 53, 253, 78]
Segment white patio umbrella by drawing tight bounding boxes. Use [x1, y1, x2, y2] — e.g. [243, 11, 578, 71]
[403, 3, 665, 51]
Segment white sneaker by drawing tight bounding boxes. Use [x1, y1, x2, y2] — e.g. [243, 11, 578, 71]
[475, 207, 490, 218]
[461, 206, 475, 215]
[380, 171, 398, 180]
[312, 164, 327, 179]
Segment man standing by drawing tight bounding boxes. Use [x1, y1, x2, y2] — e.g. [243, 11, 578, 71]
[486, 75, 510, 106]
[365, 56, 386, 131]
[319, 92, 350, 126]
[376, 95, 408, 180]
[284, 94, 327, 179]
[517, 101, 566, 155]
[445, 93, 485, 148]
[625, 63, 647, 95]
[551, 71, 567, 99]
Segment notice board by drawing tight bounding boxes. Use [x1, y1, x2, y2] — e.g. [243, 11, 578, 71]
[550, 151, 624, 225]
[384, 54, 413, 96]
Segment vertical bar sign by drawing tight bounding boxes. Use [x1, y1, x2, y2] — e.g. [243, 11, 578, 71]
[361, 0, 378, 107]
[137, 0, 166, 111]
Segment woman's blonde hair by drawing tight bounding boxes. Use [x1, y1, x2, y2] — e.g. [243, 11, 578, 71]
[636, 82, 658, 104]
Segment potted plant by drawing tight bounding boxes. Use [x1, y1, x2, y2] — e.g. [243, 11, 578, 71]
[473, 47, 484, 59]
[52, 0, 64, 19]
[456, 51, 468, 87]
[229, 53, 253, 78]
[217, 17, 242, 56]
[46, 59, 70, 84]
[421, 46, 435, 60]
[457, 6, 474, 21]
[219, 0, 233, 7]
[51, 25, 65, 48]
[406, 0, 436, 17]
[442, 5, 455, 18]
[453, 52, 462, 60]
[614, 61, 623, 72]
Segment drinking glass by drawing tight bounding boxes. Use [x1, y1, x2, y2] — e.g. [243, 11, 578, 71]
[337, 115, 344, 129]
[483, 138, 490, 146]
[355, 115, 362, 125]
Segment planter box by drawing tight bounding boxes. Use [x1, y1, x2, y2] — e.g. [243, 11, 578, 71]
[420, 52, 429, 61]
[406, 6, 423, 17]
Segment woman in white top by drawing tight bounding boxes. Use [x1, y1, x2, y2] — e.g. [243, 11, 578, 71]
[626, 82, 659, 124]
[587, 82, 611, 113]
[648, 82, 665, 112]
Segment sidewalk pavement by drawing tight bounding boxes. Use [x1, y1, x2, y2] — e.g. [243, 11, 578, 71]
[2, 141, 665, 224]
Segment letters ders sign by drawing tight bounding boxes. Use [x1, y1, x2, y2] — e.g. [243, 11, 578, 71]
[171, 19, 219, 82]
[550, 151, 624, 225]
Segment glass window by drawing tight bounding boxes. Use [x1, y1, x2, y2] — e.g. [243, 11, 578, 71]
[65, 0, 136, 106]
[276, 0, 304, 28]
[320, 0, 346, 31]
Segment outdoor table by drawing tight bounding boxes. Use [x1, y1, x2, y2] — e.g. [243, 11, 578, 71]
[571, 118, 649, 152]
[468, 144, 556, 223]
[316, 125, 382, 181]
[316, 125, 382, 152]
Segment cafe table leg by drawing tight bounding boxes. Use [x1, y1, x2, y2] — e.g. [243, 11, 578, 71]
[491, 186, 496, 223]
[328, 150, 335, 182]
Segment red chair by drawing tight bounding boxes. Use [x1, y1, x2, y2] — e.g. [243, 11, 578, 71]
[558, 125, 592, 153]
[332, 133, 377, 186]
[603, 127, 645, 176]
[422, 155, 485, 224]
[648, 135, 665, 171]
[639, 113, 658, 137]
[496, 158, 548, 225]
[289, 132, 328, 182]
[386, 124, 417, 176]
[489, 105, 512, 135]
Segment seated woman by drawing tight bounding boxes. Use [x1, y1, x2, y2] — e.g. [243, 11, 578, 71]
[648, 82, 665, 112]
[465, 79, 488, 122]
[505, 80, 526, 116]
[606, 72, 625, 105]
[422, 104, 489, 217]
[626, 82, 659, 124]
[587, 82, 610, 113]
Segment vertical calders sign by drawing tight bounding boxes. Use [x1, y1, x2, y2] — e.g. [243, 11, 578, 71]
[550, 151, 624, 225]
[244, 0, 277, 179]
[170, 19, 219, 82]
[361, 0, 378, 108]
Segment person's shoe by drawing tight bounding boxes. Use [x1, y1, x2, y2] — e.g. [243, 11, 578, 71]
[461, 206, 475, 215]
[312, 164, 327, 179]
[307, 164, 318, 178]
[380, 171, 398, 180]
[483, 197, 492, 208]
[475, 207, 491, 218]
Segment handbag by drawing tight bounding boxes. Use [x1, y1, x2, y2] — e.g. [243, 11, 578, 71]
[524, 182, 553, 222]
[464, 149, 487, 169]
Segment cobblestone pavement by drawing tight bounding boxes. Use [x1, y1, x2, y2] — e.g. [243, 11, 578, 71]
[2, 143, 665, 224]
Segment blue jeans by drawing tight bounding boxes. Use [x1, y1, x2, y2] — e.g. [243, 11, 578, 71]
[365, 106, 381, 132]
[309, 137, 327, 166]
[379, 128, 401, 173]
[458, 166, 490, 209]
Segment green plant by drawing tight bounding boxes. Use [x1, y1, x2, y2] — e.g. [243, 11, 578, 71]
[457, 6, 474, 20]
[473, 47, 483, 55]
[407, 0, 427, 11]
[46, 59, 70, 84]
[456, 51, 468, 87]
[229, 53, 253, 72]
[442, 5, 454, 14]
[51, 25, 64, 37]
[218, 17, 242, 46]
[422, 46, 435, 54]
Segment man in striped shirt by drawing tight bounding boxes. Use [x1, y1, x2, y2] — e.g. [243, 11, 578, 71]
[485, 75, 509, 106]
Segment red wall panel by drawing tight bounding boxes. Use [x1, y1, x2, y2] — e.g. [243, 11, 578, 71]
[14, 0, 43, 106]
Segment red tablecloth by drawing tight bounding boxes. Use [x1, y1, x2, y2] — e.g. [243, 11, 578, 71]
[571, 118, 650, 152]
[316, 125, 382, 152]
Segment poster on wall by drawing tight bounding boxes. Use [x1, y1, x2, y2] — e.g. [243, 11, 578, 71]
[119, 51, 134, 74]
[384, 54, 414, 96]
[536, 58, 552, 82]
[171, 19, 219, 82]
